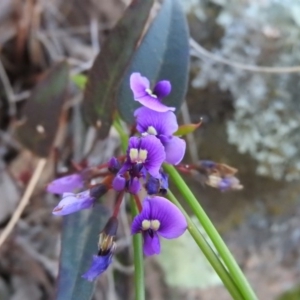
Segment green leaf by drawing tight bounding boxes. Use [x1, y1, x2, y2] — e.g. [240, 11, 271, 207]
[56, 205, 110, 300]
[117, 0, 190, 123]
[83, 0, 154, 139]
[175, 121, 202, 136]
[16, 61, 69, 157]
[71, 74, 87, 90]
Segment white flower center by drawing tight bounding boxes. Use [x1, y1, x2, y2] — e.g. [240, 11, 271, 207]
[141, 219, 161, 231]
[145, 88, 157, 99]
[129, 148, 148, 163]
[147, 126, 157, 135]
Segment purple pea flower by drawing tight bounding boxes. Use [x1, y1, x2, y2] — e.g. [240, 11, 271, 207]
[47, 173, 84, 194]
[82, 253, 113, 281]
[82, 216, 118, 281]
[118, 135, 166, 179]
[131, 196, 187, 256]
[130, 73, 175, 112]
[134, 107, 186, 165]
[52, 190, 94, 216]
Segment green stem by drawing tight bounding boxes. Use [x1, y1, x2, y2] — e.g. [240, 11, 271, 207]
[164, 164, 257, 300]
[114, 120, 145, 300]
[167, 190, 244, 300]
[130, 197, 145, 300]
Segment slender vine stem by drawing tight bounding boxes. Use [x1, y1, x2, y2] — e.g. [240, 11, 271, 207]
[167, 189, 244, 300]
[163, 164, 258, 300]
[114, 119, 145, 300]
[130, 197, 145, 300]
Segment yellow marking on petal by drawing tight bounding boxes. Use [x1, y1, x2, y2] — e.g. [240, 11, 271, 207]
[151, 219, 160, 231]
[145, 88, 157, 99]
[139, 149, 148, 162]
[129, 148, 139, 162]
[147, 126, 157, 135]
[142, 220, 151, 230]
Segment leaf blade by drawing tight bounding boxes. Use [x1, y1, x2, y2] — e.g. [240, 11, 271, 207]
[16, 61, 69, 157]
[117, 0, 190, 123]
[83, 0, 154, 138]
[56, 205, 110, 300]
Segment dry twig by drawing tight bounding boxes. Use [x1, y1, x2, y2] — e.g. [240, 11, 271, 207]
[190, 38, 300, 74]
[0, 158, 47, 248]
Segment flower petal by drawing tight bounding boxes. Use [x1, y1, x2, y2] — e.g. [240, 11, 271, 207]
[131, 199, 151, 234]
[153, 80, 171, 98]
[136, 95, 175, 112]
[145, 176, 160, 195]
[82, 254, 112, 281]
[143, 231, 161, 256]
[140, 135, 166, 178]
[128, 177, 141, 194]
[52, 191, 94, 216]
[134, 107, 178, 136]
[164, 136, 186, 165]
[130, 72, 149, 98]
[146, 196, 187, 239]
[47, 174, 84, 194]
[112, 174, 126, 191]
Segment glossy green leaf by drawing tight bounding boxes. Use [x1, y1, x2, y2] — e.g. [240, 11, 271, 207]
[175, 121, 202, 136]
[56, 205, 110, 300]
[16, 61, 69, 157]
[83, 0, 154, 138]
[71, 74, 87, 90]
[117, 0, 190, 123]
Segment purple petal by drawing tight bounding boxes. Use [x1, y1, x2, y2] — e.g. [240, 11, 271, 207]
[136, 95, 175, 112]
[140, 135, 166, 178]
[153, 80, 171, 98]
[130, 73, 149, 98]
[146, 196, 187, 239]
[112, 175, 126, 191]
[47, 174, 84, 194]
[131, 199, 151, 234]
[128, 177, 141, 194]
[164, 136, 186, 165]
[134, 107, 178, 136]
[82, 254, 112, 281]
[52, 191, 94, 216]
[108, 157, 121, 174]
[145, 176, 160, 195]
[143, 231, 161, 256]
[128, 136, 140, 152]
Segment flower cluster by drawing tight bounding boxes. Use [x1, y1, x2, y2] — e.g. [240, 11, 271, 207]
[47, 73, 188, 281]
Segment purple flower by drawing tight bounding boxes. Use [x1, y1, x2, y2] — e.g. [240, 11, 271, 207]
[112, 174, 141, 194]
[82, 253, 112, 281]
[130, 73, 175, 112]
[82, 216, 118, 281]
[47, 174, 84, 194]
[131, 196, 187, 256]
[52, 190, 94, 215]
[120, 135, 166, 179]
[135, 107, 186, 165]
[145, 172, 168, 195]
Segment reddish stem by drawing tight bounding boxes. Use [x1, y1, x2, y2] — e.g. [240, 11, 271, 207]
[113, 191, 125, 217]
[133, 194, 143, 212]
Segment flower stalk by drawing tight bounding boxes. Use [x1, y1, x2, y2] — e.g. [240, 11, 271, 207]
[163, 163, 258, 300]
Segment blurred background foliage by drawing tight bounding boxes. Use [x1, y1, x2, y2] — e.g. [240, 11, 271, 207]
[0, 0, 300, 299]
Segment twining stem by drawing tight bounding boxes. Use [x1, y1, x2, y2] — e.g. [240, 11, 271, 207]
[114, 119, 145, 300]
[130, 197, 145, 300]
[164, 164, 258, 300]
[167, 189, 244, 300]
